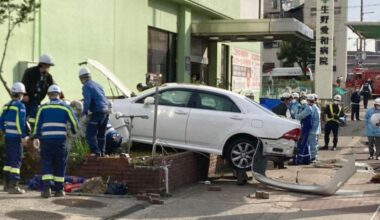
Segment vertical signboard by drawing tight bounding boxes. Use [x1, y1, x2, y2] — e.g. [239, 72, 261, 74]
[315, 0, 334, 99]
[231, 47, 261, 93]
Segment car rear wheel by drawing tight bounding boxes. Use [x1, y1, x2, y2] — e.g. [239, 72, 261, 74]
[226, 138, 258, 170]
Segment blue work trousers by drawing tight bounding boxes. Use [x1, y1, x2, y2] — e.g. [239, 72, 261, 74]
[3, 137, 23, 181]
[40, 139, 68, 191]
[86, 112, 109, 156]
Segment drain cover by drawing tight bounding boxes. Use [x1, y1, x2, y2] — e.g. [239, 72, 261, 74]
[53, 198, 106, 209]
[6, 210, 65, 220]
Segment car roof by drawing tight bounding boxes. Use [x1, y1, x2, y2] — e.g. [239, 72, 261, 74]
[161, 83, 243, 98]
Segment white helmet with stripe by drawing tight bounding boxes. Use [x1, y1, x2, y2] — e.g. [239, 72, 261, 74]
[11, 82, 26, 94]
[47, 84, 62, 94]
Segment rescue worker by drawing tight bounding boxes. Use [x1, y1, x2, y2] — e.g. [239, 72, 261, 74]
[105, 124, 123, 155]
[21, 54, 56, 131]
[360, 79, 372, 109]
[272, 93, 291, 117]
[33, 85, 78, 198]
[300, 91, 307, 101]
[321, 95, 345, 151]
[309, 95, 320, 162]
[79, 67, 109, 157]
[365, 98, 380, 160]
[290, 92, 301, 119]
[351, 87, 361, 121]
[0, 82, 27, 194]
[294, 96, 314, 165]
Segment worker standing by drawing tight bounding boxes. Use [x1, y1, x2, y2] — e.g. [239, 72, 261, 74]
[351, 87, 361, 121]
[0, 83, 28, 194]
[272, 93, 291, 118]
[294, 96, 314, 165]
[21, 54, 56, 130]
[33, 85, 78, 198]
[364, 98, 380, 160]
[290, 92, 301, 119]
[309, 95, 320, 162]
[79, 67, 109, 157]
[321, 95, 345, 151]
[360, 79, 372, 109]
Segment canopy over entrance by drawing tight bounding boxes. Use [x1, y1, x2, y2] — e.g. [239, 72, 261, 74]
[191, 18, 314, 42]
[346, 22, 380, 39]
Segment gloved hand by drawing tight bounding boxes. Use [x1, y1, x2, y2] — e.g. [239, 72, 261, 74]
[21, 136, 29, 147]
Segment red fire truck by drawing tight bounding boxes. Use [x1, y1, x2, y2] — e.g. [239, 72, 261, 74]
[346, 67, 380, 95]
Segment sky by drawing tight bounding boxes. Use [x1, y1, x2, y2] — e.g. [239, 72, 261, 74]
[347, 0, 380, 52]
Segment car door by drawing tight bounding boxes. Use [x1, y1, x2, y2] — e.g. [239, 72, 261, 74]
[185, 91, 246, 154]
[129, 89, 193, 146]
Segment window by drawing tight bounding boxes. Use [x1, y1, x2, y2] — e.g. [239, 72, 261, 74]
[148, 27, 177, 83]
[272, 0, 278, 9]
[159, 90, 192, 107]
[194, 92, 240, 113]
[136, 89, 192, 107]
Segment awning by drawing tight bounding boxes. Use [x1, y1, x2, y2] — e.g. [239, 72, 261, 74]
[191, 18, 314, 42]
[346, 22, 380, 39]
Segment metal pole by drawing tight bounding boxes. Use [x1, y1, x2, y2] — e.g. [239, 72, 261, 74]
[280, 0, 284, 18]
[152, 76, 159, 157]
[359, 0, 363, 51]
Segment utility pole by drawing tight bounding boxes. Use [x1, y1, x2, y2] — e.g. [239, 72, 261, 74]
[359, 0, 363, 51]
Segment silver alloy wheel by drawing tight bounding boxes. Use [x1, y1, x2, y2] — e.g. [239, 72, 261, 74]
[231, 142, 256, 169]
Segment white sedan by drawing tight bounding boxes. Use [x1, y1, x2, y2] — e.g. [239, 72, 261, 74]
[85, 59, 301, 170]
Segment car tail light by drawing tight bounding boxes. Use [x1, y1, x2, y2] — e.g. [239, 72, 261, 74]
[282, 128, 301, 141]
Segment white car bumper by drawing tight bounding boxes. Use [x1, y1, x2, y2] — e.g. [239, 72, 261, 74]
[261, 138, 295, 158]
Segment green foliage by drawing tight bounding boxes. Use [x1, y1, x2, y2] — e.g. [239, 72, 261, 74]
[67, 138, 89, 172]
[277, 41, 314, 75]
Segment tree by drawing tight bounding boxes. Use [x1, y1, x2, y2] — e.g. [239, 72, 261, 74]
[0, 0, 39, 96]
[277, 41, 313, 75]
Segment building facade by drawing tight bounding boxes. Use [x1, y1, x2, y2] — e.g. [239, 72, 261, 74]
[262, 0, 348, 81]
[0, 0, 262, 103]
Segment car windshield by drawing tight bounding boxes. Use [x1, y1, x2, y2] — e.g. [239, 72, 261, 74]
[244, 97, 277, 116]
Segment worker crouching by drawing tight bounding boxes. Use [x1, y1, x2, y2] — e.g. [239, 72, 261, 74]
[33, 85, 78, 198]
[0, 83, 28, 194]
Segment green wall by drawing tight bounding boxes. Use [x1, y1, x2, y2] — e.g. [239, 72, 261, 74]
[0, 0, 256, 105]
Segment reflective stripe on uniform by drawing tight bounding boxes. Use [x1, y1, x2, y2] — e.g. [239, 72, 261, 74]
[5, 129, 19, 134]
[42, 131, 67, 136]
[28, 118, 36, 123]
[42, 174, 54, 180]
[5, 121, 16, 126]
[2, 106, 21, 134]
[54, 176, 65, 182]
[3, 166, 11, 172]
[327, 104, 341, 123]
[10, 168, 20, 174]
[42, 123, 66, 128]
[34, 105, 78, 135]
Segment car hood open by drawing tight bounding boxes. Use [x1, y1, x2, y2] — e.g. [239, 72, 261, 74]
[80, 58, 132, 98]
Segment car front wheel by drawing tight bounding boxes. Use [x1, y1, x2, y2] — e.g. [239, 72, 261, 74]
[226, 138, 258, 170]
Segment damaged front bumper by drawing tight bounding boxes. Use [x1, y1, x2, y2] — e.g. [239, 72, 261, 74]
[252, 155, 356, 196]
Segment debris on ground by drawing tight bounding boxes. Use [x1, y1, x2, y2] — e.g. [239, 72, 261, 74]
[370, 174, 380, 183]
[207, 186, 222, 191]
[255, 191, 270, 199]
[80, 177, 107, 194]
[136, 192, 164, 205]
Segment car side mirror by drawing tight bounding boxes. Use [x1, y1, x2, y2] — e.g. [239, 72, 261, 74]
[144, 97, 155, 106]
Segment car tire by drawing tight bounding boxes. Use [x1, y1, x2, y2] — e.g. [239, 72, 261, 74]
[226, 138, 259, 170]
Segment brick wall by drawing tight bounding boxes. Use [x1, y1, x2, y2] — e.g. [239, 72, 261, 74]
[69, 152, 213, 194]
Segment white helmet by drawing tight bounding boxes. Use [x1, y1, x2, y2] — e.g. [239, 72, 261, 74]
[244, 90, 254, 97]
[39, 54, 54, 66]
[47, 85, 61, 94]
[292, 92, 299, 98]
[374, 98, 380, 106]
[333, 94, 342, 101]
[307, 94, 315, 101]
[282, 92, 291, 99]
[79, 67, 91, 78]
[300, 91, 307, 97]
[11, 82, 26, 94]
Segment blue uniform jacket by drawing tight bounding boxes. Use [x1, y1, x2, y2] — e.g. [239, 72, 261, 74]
[82, 80, 109, 115]
[33, 99, 78, 140]
[0, 100, 27, 138]
[290, 101, 301, 119]
[365, 107, 380, 137]
[311, 104, 320, 134]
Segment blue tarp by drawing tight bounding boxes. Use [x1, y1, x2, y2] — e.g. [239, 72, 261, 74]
[260, 98, 281, 110]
